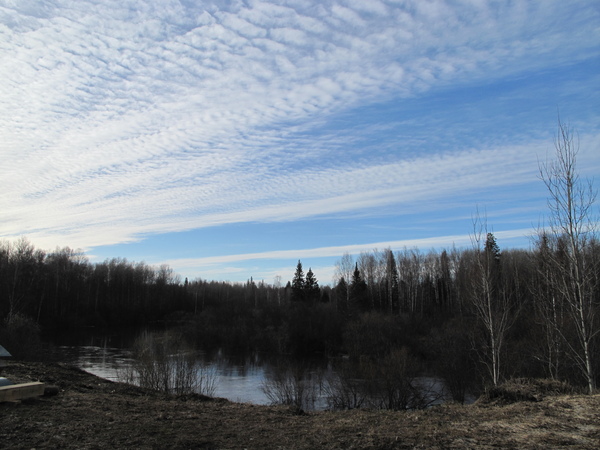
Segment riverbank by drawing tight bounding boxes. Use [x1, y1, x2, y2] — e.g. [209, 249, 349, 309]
[1, 361, 599, 449]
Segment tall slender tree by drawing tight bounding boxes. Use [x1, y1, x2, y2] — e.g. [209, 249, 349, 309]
[532, 232, 566, 379]
[335, 252, 354, 310]
[350, 263, 369, 312]
[291, 260, 305, 302]
[538, 120, 598, 394]
[304, 268, 319, 304]
[469, 217, 514, 387]
[384, 249, 399, 313]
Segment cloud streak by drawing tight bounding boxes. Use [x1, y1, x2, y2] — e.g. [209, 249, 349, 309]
[1, 0, 599, 271]
[162, 227, 536, 280]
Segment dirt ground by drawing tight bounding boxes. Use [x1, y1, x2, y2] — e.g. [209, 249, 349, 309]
[1, 361, 599, 449]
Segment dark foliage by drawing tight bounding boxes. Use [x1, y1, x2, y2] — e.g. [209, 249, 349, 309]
[1, 233, 599, 393]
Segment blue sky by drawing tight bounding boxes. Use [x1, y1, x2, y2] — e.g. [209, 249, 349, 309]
[1, 0, 599, 285]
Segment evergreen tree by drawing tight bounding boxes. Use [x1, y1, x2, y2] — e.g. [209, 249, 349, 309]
[485, 233, 501, 266]
[305, 268, 320, 304]
[335, 277, 348, 312]
[350, 263, 369, 311]
[291, 260, 305, 302]
[485, 232, 502, 293]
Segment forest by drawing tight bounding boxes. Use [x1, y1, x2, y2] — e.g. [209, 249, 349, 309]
[1, 123, 598, 403]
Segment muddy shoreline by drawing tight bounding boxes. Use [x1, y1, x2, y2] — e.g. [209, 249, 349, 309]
[1, 361, 599, 449]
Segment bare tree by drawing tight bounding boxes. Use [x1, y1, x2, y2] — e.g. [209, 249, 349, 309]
[397, 248, 422, 314]
[357, 252, 377, 310]
[273, 275, 282, 306]
[538, 120, 598, 394]
[334, 252, 354, 310]
[469, 214, 515, 387]
[373, 249, 387, 310]
[531, 232, 566, 380]
[383, 248, 398, 313]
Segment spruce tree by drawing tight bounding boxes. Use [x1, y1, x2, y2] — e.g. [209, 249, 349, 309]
[350, 263, 368, 311]
[291, 260, 305, 302]
[305, 268, 320, 303]
[335, 277, 348, 312]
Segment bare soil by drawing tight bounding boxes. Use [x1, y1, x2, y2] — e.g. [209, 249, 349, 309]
[1, 361, 599, 449]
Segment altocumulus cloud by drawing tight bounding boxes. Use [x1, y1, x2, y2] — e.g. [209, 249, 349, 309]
[0, 0, 599, 256]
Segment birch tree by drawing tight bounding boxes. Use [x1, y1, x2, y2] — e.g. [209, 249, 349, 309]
[538, 120, 598, 394]
[469, 217, 514, 387]
[334, 252, 354, 310]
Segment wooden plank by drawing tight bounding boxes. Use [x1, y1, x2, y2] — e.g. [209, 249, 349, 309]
[0, 382, 45, 402]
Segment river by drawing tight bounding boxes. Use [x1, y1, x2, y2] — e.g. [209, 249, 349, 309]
[51, 328, 455, 410]
[52, 329, 331, 408]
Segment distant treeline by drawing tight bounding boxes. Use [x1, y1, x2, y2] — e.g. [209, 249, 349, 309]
[0, 240, 189, 328]
[1, 230, 598, 397]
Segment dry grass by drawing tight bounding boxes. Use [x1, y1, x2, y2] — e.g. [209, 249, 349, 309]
[479, 378, 581, 404]
[1, 362, 599, 449]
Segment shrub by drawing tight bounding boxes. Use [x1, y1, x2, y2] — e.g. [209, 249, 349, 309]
[479, 377, 580, 404]
[261, 361, 323, 412]
[0, 313, 42, 360]
[122, 330, 217, 396]
[323, 358, 368, 410]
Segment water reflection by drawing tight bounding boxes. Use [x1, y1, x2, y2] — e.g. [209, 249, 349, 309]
[53, 331, 455, 410]
[58, 345, 134, 382]
[58, 343, 276, 405]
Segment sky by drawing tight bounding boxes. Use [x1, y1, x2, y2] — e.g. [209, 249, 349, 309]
[1, 0, 599, 286]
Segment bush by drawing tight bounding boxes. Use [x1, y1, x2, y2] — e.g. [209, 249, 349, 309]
[122, 330, 217, 396]
[431, 318, 478, 403]
[323, 358, 369, 410]
[0, 313, 42, 360]
[326, 347, 436, 411]
[365, 347, 428, 410]
[479, 378, 580, 404]
[261, 361, 323, 412]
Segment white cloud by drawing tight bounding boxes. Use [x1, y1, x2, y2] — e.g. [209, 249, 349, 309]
[1, 0, 599, 253]
[163, 227, 535, 279]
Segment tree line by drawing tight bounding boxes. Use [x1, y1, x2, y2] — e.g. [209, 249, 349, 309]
[1, 121, 598, 396]
[0, 242, 189, 328]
